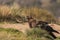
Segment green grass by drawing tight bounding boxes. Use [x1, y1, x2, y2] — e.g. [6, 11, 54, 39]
[26, 28, 54, 40]
[0, 28, 23, 40]
[0, 28, 55, 40]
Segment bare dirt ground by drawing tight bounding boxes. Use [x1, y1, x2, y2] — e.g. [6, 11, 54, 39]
[0, 23, 60, 37]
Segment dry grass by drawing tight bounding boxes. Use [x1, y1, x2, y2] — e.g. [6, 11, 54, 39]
[0, 3, 20, 17]
[0, 3, 57, 23]
[0, 5, 11, 17]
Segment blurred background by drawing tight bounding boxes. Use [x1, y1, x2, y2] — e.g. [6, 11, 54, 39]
[0, 0, 60, 24]
[0, 0, 60, 40]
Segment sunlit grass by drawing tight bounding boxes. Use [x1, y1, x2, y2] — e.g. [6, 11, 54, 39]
[0, 4, 57, 23]
[0, 28, 54, 40]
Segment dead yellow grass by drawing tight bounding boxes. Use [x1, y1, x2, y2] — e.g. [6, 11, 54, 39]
[0, 4, 56, 23]
[0, 5, 11, 16]
[0, 3, 20, 17]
